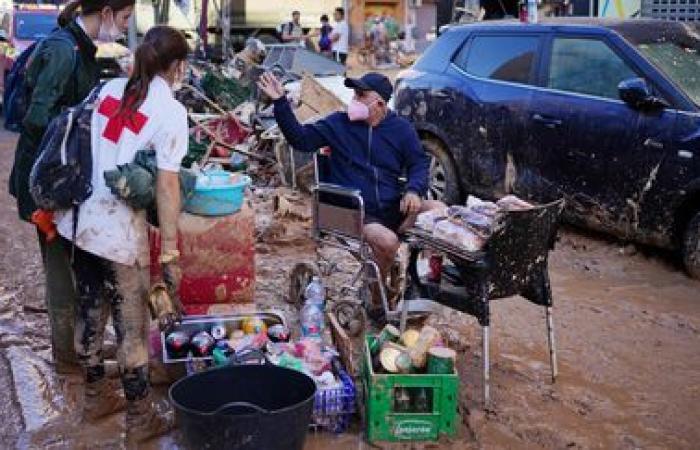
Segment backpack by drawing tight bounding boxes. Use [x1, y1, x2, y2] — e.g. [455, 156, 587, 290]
[3, 33, 77, 132]
[277, 21, 295, 40]
[28, 83, 104, 212]
[319, 26, 332, 51]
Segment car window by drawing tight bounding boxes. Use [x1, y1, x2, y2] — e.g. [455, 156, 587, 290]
[457, 35, 539, 85]
[548, 37, 637, 100]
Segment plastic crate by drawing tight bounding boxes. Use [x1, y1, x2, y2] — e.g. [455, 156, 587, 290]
[312, 370, 356, 433]
[362, 336, 459, 443]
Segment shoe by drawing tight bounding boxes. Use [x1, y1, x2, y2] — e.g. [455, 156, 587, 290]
[126, 394, 175, 444]
[83, 378, 127, 422]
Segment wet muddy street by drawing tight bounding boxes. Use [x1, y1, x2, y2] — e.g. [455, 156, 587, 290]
[1, 127, 699, 449]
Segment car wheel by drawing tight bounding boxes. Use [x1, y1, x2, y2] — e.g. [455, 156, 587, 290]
[683, 211, 700, 280]
[422, 137, 460, 204]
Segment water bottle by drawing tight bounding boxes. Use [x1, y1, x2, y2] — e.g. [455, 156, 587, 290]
[304, 276, 325, 308]
[301, 301, 324, 338]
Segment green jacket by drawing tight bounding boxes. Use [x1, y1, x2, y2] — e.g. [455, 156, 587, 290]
[9, 19, 99, 221]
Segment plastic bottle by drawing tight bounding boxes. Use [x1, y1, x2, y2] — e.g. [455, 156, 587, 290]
[304, 276, 325, 309]
[301, 301, 324, 339]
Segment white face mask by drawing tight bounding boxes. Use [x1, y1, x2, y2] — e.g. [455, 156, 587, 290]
[172, 62, 187, 92]
[98, 12, 124, 42]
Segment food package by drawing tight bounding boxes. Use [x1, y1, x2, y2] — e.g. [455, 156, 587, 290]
[434, 220, 485, 251]
[497, 195, 533, 211]
[466, 196, 500, 217]
[415, 207, 448, 232]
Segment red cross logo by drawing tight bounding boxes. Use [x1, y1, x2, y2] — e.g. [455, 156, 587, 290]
[97, 96, 149, 144]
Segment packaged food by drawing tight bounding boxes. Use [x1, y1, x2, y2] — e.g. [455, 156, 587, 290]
[497, 195, 533, 211]
[434, 220, 485, 251]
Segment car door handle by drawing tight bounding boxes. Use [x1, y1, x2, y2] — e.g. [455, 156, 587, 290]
[532, 114, 563, 129]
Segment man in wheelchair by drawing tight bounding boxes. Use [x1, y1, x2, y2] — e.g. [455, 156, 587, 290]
[258, 72, 441, 303]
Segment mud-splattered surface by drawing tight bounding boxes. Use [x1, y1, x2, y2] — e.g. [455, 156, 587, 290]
[1, 122, 700, 450]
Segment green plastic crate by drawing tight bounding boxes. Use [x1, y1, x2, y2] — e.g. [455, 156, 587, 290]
[362, 336, 459, 443]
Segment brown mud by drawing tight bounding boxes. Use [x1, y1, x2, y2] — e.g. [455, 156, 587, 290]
[1, 125, 699, 450]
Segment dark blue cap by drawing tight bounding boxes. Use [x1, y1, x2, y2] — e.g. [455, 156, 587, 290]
[344, 72, 393, 102]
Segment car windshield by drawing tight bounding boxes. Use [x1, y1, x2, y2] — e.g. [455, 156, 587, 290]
[14, 13, 57, 40]
[637, 41, 700, 106]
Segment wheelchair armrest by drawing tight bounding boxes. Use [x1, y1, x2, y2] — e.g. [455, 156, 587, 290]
[314, 183, 363, 202]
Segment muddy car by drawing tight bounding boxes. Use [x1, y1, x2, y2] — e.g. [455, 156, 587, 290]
[395, 18, 700, 278]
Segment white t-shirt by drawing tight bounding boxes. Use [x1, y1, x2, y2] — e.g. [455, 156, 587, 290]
[55, 76, 188, 266]
[332, 20, 349, 54]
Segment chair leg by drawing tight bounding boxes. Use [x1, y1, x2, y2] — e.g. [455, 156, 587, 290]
[483, 325, 490, 406]
[546, 306, 558, 383]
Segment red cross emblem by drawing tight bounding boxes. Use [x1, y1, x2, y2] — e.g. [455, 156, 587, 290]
[97, 96, 149, 144]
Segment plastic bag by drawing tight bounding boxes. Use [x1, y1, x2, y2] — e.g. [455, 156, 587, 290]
[415, 207, 448, 232]
[434, 219, 485, 251]
[497, 195, 533, 211]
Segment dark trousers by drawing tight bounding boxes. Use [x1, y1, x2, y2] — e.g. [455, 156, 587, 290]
[38, 231, 77, 365]
[68, 241, 151, 401]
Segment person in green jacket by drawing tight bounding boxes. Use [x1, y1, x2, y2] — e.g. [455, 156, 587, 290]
[8, 0, 135, 374]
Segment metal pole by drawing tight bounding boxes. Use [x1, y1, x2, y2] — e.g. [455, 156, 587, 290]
[546, 306, 558, 383]
[127, 8, 137, 52]
[483, 325, 490, 406]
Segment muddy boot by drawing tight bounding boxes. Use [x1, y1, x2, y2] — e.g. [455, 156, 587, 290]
[126, 395, 175, 445]
[83, 377, 127, 422]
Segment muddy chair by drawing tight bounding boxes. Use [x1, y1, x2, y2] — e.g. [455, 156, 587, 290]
[407, 199, 565, 405]
[288, 151, 420, 335]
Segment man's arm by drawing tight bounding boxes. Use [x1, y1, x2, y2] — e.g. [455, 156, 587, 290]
[258, 72, 330, 153]
[273, 98, 329, 152]
[404, 126, 430, 196]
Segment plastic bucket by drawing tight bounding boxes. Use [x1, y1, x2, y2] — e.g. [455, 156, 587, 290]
[184, 172, 250, 216]
[169, 364, 316, 450]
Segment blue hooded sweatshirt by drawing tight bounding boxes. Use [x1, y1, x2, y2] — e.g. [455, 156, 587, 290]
[273, 97, 429, 225]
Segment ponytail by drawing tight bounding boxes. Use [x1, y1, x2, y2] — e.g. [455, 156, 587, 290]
[121, 26, 190, 115]
[58, 0, 136, 28]
[58, 0, 81, 28]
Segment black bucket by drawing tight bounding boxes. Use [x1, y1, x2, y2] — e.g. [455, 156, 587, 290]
[169, 364, 317, 450]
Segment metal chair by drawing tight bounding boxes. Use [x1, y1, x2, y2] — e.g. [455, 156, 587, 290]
[407, 199, 565, 405]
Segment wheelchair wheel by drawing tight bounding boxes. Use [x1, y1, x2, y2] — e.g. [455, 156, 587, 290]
[288, 262, 319, 308]
[332, 300, 366, 338]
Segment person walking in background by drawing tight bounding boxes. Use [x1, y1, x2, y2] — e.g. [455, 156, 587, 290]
[318, 14, 333, 57]
[53, 25, 189, 443]
[8, 0, 135, 375]
[281, 10, 306, 46]
[331, 7, 349, 65]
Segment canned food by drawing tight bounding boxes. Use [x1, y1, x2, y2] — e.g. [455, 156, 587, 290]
[426, 347, 456, 374]
[191, 331, 215, 357]
[370, 324, 401, 356]
[379, 347, 402, 373]
[408, 326, 441, 369]
[165, 331, 190, 358]
[400, 329, 420, 348]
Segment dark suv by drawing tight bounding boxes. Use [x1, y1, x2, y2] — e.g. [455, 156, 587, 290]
[395, 19, 700, 278]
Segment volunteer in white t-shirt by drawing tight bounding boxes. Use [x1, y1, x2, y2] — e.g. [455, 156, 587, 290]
[331, 7, 349, 65]
[55, 25, 189, 444]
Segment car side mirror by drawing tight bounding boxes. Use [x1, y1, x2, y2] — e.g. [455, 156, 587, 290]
[619, 77, 668, 111]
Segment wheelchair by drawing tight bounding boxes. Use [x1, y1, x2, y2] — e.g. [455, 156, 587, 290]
[287, 150, 432, 337]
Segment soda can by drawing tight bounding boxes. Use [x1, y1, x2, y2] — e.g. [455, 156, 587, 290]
[370, 324, 401, 356]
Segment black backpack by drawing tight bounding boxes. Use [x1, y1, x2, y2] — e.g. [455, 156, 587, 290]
[3, 33, 78, 132]
[29, 83, 104, 212]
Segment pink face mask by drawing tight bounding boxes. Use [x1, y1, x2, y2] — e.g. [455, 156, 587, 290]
[347, 99, 370, 122]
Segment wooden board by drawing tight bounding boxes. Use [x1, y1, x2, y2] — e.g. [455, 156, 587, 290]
[294, 74, 346, 123]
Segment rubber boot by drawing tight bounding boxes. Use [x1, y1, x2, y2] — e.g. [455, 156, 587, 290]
[126, 394, 175, 445]
[83, 377, 127, 422]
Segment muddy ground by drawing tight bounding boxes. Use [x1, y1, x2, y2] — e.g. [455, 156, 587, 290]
[1, 123, 700, 450]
